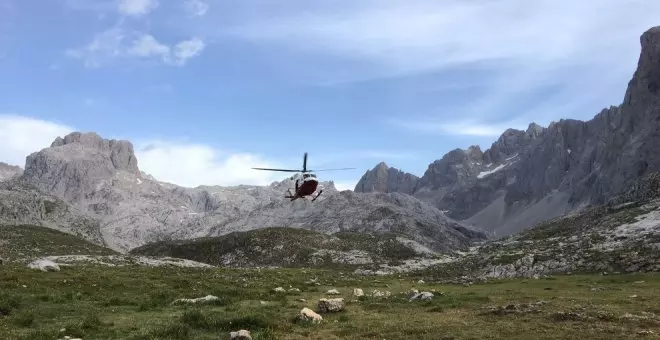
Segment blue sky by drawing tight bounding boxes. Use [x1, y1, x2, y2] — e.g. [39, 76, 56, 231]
[1, 0, 659, 190]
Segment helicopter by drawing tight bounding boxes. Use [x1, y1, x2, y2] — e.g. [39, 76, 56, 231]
[252, 152, 355, 202]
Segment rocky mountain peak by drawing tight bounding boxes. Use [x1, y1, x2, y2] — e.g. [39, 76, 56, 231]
[466, 145, 483, 161]
[49, 132, 139, 173]
[624, 26, 660, 109]
[354, 162, 419, 194]
[417, 148, 482, 191]
[526, 123, 545, 138]
[482, 126, 540, 164]
[21, 131, 140, 203]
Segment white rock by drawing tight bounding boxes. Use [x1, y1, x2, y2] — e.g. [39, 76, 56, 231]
[326, 289, 340, 295]
[171, 295, 219, 304]
[288, 288, 300, 292]
[409, 292, 434, 301]
[317, 298, 345, 313]
[273, 287, 286, 292]
[371, 289, 391, 298]
[299, 307, 323, 323]
[353, 288, 364, 297]
[27, 259, 60, 272]
[229, 329, 252, 340]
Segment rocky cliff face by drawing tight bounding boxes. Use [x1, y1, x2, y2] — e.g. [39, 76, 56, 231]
[0, 162, 22, 182]
[3, 131, 486, 253]
[358, 26, 660, 237]
[353, 162, 419, 194]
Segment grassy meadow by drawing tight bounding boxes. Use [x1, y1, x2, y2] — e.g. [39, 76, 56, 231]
[1, 264, 659, 339]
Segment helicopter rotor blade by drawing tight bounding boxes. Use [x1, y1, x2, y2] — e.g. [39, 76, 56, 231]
[308, 168, 356, 172]
[251, 167, 301, 172]
[303, 152, 308, 172]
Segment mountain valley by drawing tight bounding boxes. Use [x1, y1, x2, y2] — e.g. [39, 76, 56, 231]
[1, 24, 660, 340]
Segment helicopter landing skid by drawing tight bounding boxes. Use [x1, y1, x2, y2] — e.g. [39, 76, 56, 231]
[311, 189, 323, 202]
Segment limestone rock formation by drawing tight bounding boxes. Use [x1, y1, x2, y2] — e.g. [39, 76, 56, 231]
[22, 132, 139, 203]
[354, 162, 419, 194]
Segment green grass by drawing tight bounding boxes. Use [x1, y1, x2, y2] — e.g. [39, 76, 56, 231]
[0, 264, 659, 339]
[0, 225, 118, 261]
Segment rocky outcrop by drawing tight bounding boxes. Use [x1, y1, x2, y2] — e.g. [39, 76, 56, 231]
[0, 178, 105, 245]
[0, 162, 22, 182]
[354, 162, 419, 194]
[22, 132, 139, 203]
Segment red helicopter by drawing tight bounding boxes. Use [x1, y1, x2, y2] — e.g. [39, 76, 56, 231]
[252, 152, 354, 202]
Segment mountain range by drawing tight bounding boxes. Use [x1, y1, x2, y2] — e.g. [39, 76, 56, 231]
[355, 26, 660, 237]
[0, 131, 485, 254]
[1, 26, 659, 272]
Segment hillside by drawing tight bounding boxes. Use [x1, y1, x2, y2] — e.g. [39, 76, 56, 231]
[410, 172, 660, 281]
[354, 162, 419, 194]
[355, 26, 660, 237]
[0, 224, 117, 262]
[131, 227, 445, 268]
[0, 179, 106, 246]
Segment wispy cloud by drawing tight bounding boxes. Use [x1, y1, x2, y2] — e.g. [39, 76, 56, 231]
[118, 0, 159, 17]
[183, 0, 209, 17]
[172, 37, 205, 65]
[227, 0, 659, 76]
[219, 0, 660, 133]
[388, 118, 527, 137]
[66, 27, 205, 68]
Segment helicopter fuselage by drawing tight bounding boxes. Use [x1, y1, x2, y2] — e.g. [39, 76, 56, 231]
[296, 177, 319, 197]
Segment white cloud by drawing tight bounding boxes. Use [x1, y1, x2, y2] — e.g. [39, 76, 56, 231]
[66, 28, 205, 67]
[184, 0, 209, 17]
[65, 27, 126, 68]
[388, 118, 527, 137]
[0, 114, 290, 187]
[0, 114, 74, 167]
[135, 140, 287, 187]
[127, 34, 170, 59]
[332, 180, 357, 192]
[172, 38, 205, 65]
[118, 0, 159, 16]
